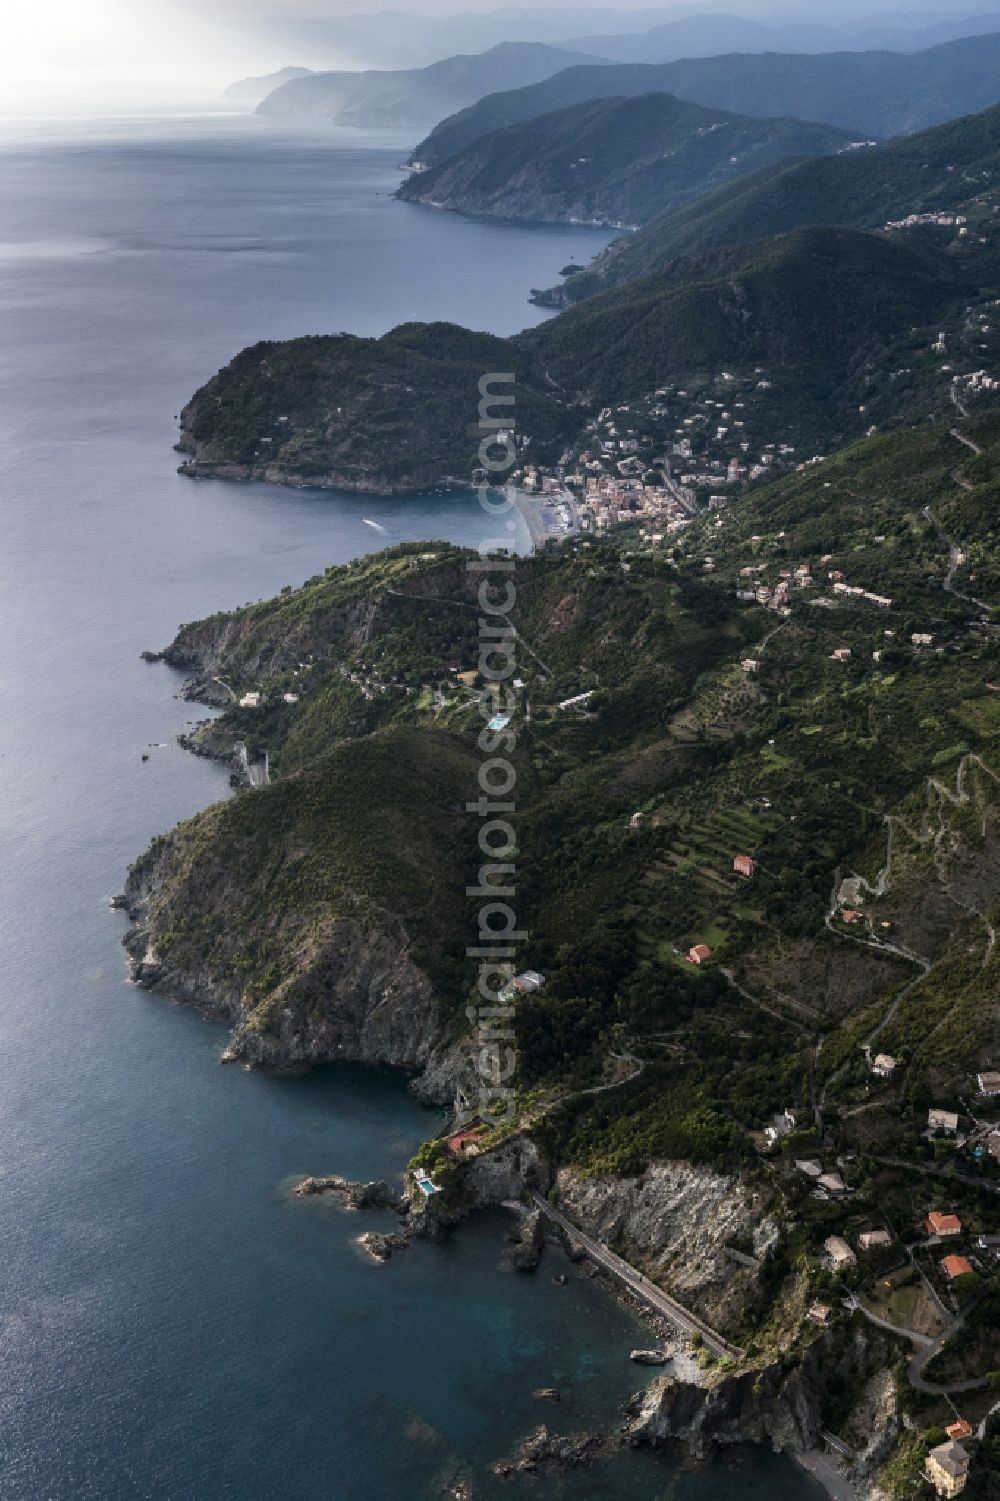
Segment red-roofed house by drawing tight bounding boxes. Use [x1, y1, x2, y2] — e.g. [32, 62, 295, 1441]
[733, 855, 758, 879]
[946, 1421, 974, 1442]
[447, 1126, 486, 1158]
[926, 1212, 962, 1237]
[687, 944, 712, 965]
[941, 1254, 974, 1281]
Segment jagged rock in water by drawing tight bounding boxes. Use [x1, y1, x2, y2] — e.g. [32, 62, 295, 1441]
[358, 1230, 409, 1262]
[509, 1208, 545, 1272]
[493, 1424, 613, 1476]
[293, 1174, 408, 1213]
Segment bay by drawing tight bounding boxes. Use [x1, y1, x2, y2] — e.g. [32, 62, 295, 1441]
[0, 111, 822, 1501]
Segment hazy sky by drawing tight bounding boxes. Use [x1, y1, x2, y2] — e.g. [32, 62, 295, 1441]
[0, 0, 970, 111]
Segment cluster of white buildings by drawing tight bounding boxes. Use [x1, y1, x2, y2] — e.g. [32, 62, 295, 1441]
[831, 579, 893, 608]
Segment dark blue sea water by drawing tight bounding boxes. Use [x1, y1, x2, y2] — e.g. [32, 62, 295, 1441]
[0, 112, 823, 1500]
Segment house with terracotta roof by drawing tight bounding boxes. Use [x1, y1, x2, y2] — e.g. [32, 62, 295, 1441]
[447, 1125, 486, 1158]
[807, 1303, 832, 1325]
[946, 1420, 974, 1442]
[687, 944, 712, 965]
[926, 1211, 962, 1237]
[941, 1254, 974, 1281]
[733, 854, 757, 879]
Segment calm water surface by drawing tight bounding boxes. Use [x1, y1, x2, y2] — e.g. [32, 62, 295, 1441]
[0, 112, 822, 1500]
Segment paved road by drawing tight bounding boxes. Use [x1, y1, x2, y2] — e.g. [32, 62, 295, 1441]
[845, 1293, 934, 1348]
[923, 505, 991, 613]
[721, 966, 810, 1033]
[907, 1291, 990, 1395]
[528, 1190, 742, 1360]
[872, 1153, 1000, 1197]
[846, 1286, 988, 1397]
[794, 1449, 860, 1501]
[950, 426, 982, 456]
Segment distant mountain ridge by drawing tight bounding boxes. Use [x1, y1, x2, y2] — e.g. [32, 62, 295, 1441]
[221, 7, 1000, 75]
[255, 42, 606, 129]
[397, 92, 858, 228]
[410, 31, 1000, 166]
[566, 10, 1000, 64]
[537, 100, 1000, 304]
[222, 67, 314, 105]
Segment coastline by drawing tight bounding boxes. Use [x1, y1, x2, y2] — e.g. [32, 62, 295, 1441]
[793, 1449, 863, 1501]
[175, 448, 574, 556]
[508, 485, 579, 550]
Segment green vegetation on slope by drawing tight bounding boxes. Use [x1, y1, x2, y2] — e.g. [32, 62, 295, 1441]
[177, 322, 567, 491]
[409, 32, 1000, 167]
[142, 417, 1000, 1183]
[180, 215, 991, 490]
[530, 226, 959, 446]
[397, 91, 853, 228]
[544, 101, 1000, 302]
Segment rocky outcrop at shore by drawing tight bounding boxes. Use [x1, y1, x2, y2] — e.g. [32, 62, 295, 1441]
[125, 902, 443, 1072]
[122, 852, 472, 1100]
[627, 1321, 903, 1492]
[176, 446, 435, 497]
[553, 1162, 779, 1328]
[358, 1230, 410, 1262]
[492, 1425, 616, 1478]
[294, 1175, 409, 1213]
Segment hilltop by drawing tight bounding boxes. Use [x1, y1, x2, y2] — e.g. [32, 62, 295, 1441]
[175, 322, 568, 492]
[530, 227, 965, 448]
[538, 101, 1000, 304]
[409, 32, 1000, 167]
[178, 220, 992, 491]
[255, 41, 604, 128]
[222, 66, 313, 105]
[397, 92, 855, 228]
[567, 9, 1000, 64]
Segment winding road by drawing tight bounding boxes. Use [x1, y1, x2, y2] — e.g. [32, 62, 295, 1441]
[528, 1190, 742, 1360]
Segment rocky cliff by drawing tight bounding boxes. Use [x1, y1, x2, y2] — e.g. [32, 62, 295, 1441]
[555, 1162, 779, 1327]
[629, 1321, 903, 1495]
[396, 94, 854, 230]
[124, 851, 451, 1078]
[120, 720, 483, 1099]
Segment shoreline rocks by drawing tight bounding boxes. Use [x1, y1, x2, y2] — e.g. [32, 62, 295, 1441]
[294, 1175, 409, 1214]
[492, 1424, 617, 1478]
[358, 1230, 410, 1262]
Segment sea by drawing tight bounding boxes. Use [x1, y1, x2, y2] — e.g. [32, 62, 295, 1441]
[0, 109, 824, 1501]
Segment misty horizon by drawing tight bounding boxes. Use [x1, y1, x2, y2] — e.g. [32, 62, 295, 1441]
[3, 0, 998, 112]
